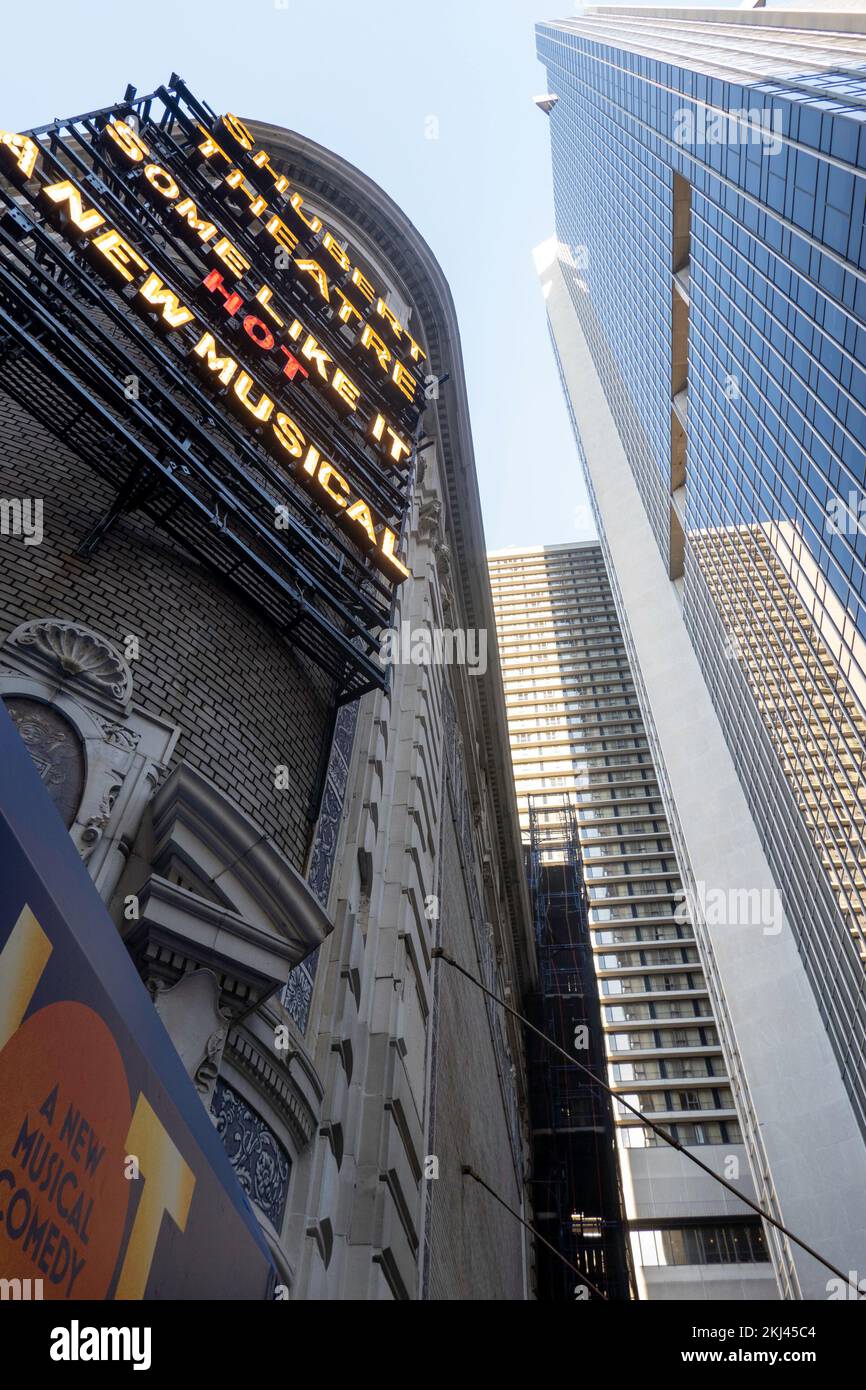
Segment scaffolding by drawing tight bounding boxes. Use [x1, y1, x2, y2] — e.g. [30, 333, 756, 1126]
[526, 796, 633, 1300]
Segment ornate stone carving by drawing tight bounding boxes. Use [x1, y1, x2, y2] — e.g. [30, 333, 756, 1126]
[283, 959, 315, 1035]
[418, 497, 442, 544]
[152, 969, 230, 1108]
[195, 1027, 229, 1097]
[435, 540, 454, 616]
[287, 702, 359, 1033]
[0, 619, 177, 900]
[416, 499, 454, 611]
[3, 697, 86, 828]
[225, 1024, 317, 1151]
[306, 781, 342, 908]
[211, 1078, 292, 1228]
[80, 779, 123, 858]
[5, 619, 133, 709]
[93, 715, 141, 752]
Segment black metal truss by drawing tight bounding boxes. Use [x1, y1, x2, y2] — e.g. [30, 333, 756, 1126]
[29, 121, 414, 522]
[0, 78, 424, 701]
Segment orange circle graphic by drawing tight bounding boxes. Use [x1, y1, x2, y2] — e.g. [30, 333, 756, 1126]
[0, 1001, 132, 1299]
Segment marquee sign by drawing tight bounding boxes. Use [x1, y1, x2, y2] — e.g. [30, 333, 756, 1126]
[0, 78, 421, 699]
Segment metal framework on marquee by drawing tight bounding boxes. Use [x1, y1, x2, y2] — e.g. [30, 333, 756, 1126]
[0, 76, 420, 703]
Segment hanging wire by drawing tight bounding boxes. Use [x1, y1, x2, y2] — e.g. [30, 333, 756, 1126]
[461, 1164, 608, 1300]
[433, 945, 863, 1298]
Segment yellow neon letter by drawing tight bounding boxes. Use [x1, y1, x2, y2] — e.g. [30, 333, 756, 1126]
[331, 369, 360, 412]
[174, 197, 218, 244]
[42, 180, 106, 234]
[391, 359, 419, 403]
[212, 236, 250, 280]
[220, 113, 255, 151]
[317, 462, 350, 509]
[143, 164, 180, 200]
[322, 232, 350, 273]
[138, 273, 196, 329]
[233, 371, 274, 422]
[104, 120, 150, 165]
[91, 229, 147, 283]
[0, 131, 40, 179]
[192, 331, 238, 385]
[360, 324, 391, 371]
[272, 411, 306, 459]
[265, 215, 299, 257]
[294, 259, 330, 303]
[345, 499, 377, 546]
[289, 192, 322, 234]
[380, 527, 411, 581]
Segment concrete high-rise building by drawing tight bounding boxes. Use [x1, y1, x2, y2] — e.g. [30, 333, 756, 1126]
[490, 541, 774, 1299]
[0, 80, 532, 1300]
[534, 8, 866, 1297]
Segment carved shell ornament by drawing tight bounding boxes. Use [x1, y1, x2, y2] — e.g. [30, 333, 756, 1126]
[6, 619, 133, 707]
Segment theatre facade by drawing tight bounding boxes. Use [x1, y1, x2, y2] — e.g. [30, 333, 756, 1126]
[0, 78, 534, 1298]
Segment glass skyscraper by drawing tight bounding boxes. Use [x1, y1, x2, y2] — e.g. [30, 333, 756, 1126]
[536, 8, 866, 1298]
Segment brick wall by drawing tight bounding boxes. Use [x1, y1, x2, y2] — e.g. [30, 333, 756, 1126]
[0, 388, 332, 872]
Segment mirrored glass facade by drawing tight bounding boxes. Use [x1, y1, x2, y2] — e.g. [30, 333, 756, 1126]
[537, 11, 866, 1132]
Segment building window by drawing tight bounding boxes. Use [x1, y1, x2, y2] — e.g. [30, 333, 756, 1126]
[632, 1221, 769, 1267]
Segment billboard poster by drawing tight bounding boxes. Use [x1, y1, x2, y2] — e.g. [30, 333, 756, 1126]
[0, 699, 275, 1300]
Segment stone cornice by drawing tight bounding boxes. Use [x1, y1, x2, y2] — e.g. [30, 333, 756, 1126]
[225, 1024, 318, 1153]
[151, 762, 331, 957]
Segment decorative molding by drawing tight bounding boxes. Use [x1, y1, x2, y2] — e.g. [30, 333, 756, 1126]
[80, 778, 124, 858]
[195, 1027, 228, 1097]
[225, 1024, 318, 1152]
[93, 715, 141, 752]
[285, 701, 359, 1033]
[4, 618, 133, 710]
[283, 960, 315, 1035]
[306, 780, 343, 910]
[132, 887, 323, 1148]
[131, 874, 304, 1004]
[211, 1078, 292, 1229]
[0, 619, 178, 897]
[417, 497, 443, 545]
[150, 968, 230, 1109]
[435, 541, 454, 617]
[151, 763, 331, 964]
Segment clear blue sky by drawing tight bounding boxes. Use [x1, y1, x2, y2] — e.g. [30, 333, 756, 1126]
[2, 0, 747, 550]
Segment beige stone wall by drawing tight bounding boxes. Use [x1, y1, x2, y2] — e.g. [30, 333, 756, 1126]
[285, 450, 530, 1299]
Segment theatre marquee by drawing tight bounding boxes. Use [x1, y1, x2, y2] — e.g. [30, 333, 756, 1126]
[0, 77, 423, 701]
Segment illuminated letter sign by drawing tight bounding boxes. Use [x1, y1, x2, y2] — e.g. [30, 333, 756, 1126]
[99, 119, 416, 469]
[0, 82, 422, 693]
